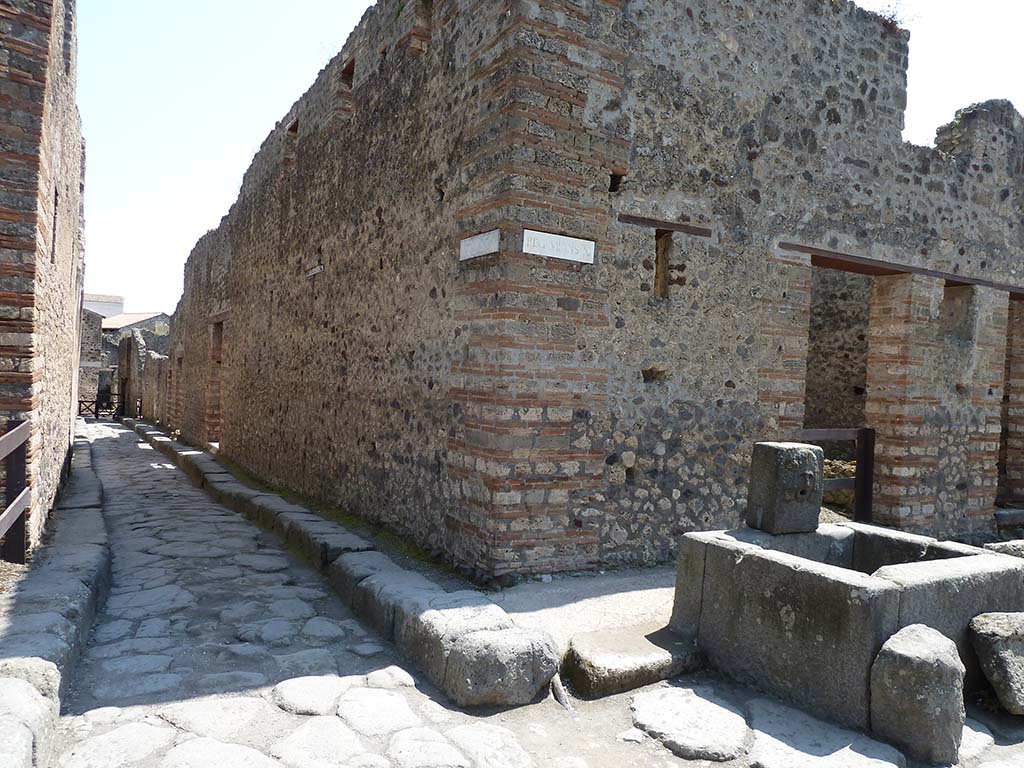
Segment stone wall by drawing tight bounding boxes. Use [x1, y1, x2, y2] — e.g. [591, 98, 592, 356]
[140, 351, 168, 424]
[805, 270, 871, 437]
[78, 307, 102, 402]
[0, 0, 85, 545]
[155, 0, 1024, 578]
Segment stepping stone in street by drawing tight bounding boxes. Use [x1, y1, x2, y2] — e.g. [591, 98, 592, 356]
[271, 717, 366, 766]
[272, 674, 363, 715]
[338, 688, 422, 737]
[388, 727, 469, 768]
[58, 721, 178, 768]
[160, 737, 283, 768]
[447, 723, 534, 768]
[747, 698, 906, 768]
[631, 685, 749, 762]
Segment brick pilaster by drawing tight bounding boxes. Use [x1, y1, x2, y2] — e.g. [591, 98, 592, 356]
[866, 274, 945, 528]
[1000, 300, 1024, 505]
[758, 248, 812, 435]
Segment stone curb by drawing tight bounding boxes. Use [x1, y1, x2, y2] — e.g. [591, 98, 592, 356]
[0, 436, 112, 768]
[122, 419, 558, 708]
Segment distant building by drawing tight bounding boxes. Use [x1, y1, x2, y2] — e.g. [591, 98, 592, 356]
[101, 312, 171, 338]
[83, 293, 124, 318]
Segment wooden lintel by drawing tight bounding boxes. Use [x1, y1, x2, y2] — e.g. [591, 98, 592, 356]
[779, 242, 1024, 299]
[617, 214, 714, 239]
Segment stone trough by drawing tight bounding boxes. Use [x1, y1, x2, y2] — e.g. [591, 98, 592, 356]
[670, 444, 1024, 732]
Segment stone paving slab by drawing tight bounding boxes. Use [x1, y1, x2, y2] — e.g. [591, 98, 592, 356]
[39, 422, 1024, 768]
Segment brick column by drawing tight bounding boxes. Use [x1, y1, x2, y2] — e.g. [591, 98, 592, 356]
[866, 273, 945, 529]
[1000, 300, 1024, 505]
[757, 248, 812, 435]
[866, 275, 1007, 533]
[964, 287, 1009, 526]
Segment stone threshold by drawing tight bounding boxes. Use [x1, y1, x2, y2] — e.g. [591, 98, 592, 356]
[121, 418, 559, 709]
[0, 431, 113, 767]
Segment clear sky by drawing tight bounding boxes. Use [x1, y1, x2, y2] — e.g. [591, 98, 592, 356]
[77, 1, 1021, 314]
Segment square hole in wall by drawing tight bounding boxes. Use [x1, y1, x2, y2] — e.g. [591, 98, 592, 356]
[341, 58, 356, 89]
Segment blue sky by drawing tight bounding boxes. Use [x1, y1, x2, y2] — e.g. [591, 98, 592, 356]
[78, 1, 1021, 313]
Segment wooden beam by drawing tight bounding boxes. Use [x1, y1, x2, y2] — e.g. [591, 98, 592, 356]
[779, 242, 1024, 298]
[618, 214, 714, 239]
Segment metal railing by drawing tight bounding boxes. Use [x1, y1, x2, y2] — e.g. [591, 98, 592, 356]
[0, 420, 30, 564]
[798, 427, 876, 524]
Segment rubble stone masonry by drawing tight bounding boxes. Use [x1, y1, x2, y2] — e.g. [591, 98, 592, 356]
[144, 0, 1023, 578]
[78, 307, 101, 401]
[0, 0, 85, 545]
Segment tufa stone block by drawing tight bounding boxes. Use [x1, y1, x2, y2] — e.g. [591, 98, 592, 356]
[970, 612, 1024, 715]
[744, 442, 824, 534]
[870, 624, 965, 765]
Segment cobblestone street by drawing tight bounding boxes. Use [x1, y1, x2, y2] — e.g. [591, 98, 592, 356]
[47, 422, 1024, 768]
[51, 422, 663, 768]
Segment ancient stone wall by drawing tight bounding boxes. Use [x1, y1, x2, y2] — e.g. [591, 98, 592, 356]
[140, 351, 168, 424]
[163, 226, 230, 444]
[805, 270, 871, 438]
[158, 0, 1024, 577]
[0, 0, 85, 545]
[118, 332, 149, 420]
[78, 307, 102, 402]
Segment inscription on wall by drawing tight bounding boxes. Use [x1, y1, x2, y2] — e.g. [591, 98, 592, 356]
[523, 230, 596, 264]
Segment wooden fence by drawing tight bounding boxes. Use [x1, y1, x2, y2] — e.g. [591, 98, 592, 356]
[797, 427, 876, 523]
[0, 420, 30, 564]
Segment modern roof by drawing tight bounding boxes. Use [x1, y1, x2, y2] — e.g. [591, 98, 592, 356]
[83, 293, 124, 303]
[101, 312, 169, 331]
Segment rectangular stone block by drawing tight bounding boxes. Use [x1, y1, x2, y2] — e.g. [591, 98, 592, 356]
[327, 551, 402, 599]
[392, 591, 514, 690]
[698, 540, 900, 729]
[873, 554, 1024, 686]
[669, 533, 711, 639]
[744, 442, 824, 534]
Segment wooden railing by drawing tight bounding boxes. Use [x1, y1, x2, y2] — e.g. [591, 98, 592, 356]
[0, 420, 30, 564]
[798, 427, 876, 524]
[78, 395, 124, 419]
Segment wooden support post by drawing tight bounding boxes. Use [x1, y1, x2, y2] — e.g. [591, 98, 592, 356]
[854, 427, 876, 523]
